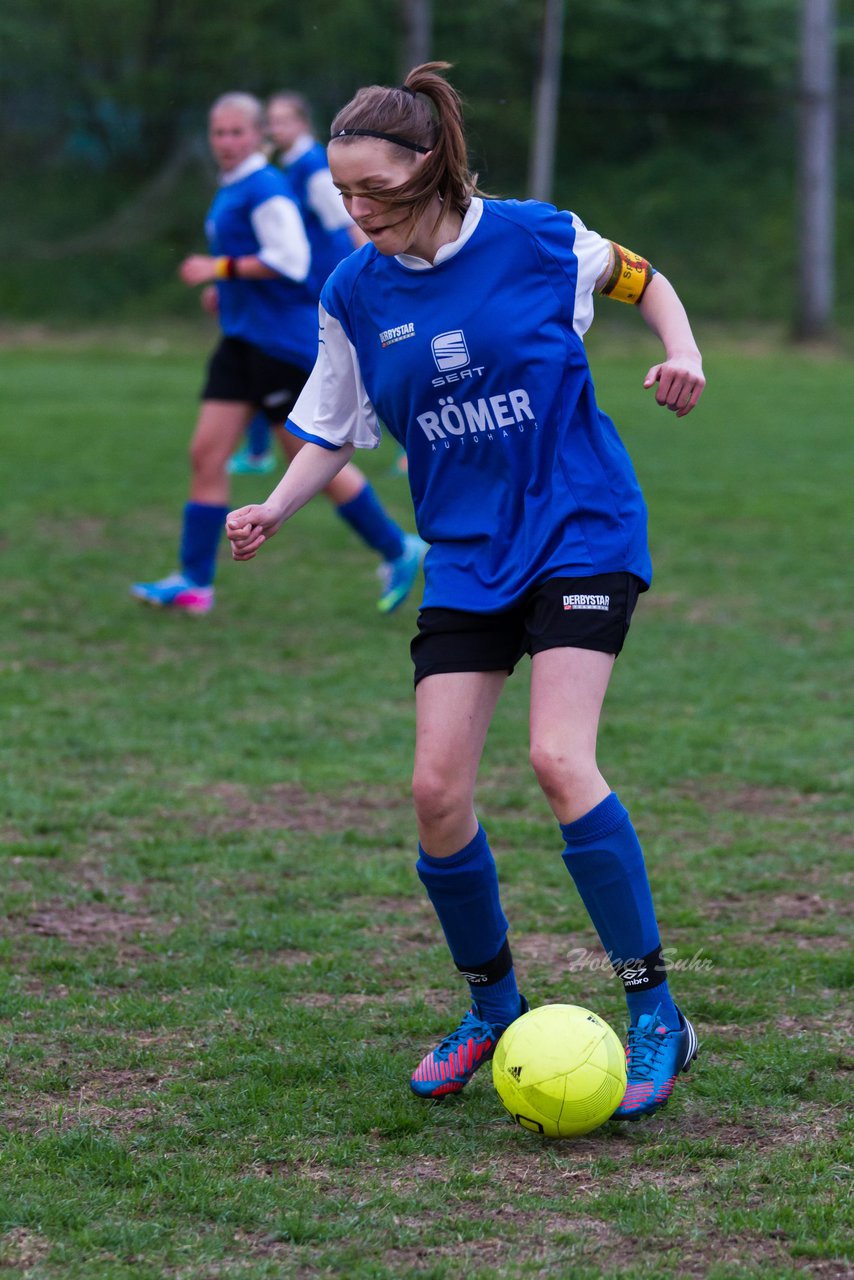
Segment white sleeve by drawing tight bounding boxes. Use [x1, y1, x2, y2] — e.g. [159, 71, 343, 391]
[569, 214, 612, 338]
[305, 168, 355, 233]
[288, 305, 381, 450]
[250, 195, 311, 282]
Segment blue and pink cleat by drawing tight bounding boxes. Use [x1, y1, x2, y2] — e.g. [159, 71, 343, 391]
[613, 1004, 698, 1119]
[130, 572, 214, 615]
[410, 997, 528, 1099]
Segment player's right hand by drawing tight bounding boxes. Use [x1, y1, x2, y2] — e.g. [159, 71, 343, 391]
[226, 504, 284, 560]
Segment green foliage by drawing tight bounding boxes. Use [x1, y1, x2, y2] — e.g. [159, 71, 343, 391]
[1, 0, 853, 326]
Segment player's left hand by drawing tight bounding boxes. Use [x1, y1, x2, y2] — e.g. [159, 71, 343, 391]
[179, 255, 218, 287]
[644, 353, 705, 418]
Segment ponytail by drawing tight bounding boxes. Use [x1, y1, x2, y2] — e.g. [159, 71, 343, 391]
[329, 63, 482, 223]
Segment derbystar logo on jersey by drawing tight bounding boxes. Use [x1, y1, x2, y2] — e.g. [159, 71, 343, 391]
[379, 321, 416, 347]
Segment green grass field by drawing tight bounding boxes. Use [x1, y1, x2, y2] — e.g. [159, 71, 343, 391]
[0, 326, 851, 1279]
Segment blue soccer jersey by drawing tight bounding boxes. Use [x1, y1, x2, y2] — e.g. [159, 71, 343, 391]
[288, 197, 653, 612]
[283, 138, 355, 294]
[206, 154, 318, 370]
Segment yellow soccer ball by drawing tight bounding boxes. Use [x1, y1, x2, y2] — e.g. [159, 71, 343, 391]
[493, 1004, 627, 1138]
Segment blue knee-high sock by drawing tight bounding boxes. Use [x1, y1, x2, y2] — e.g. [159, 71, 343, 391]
[179, 502, 228, 587]
[416, 825, 521, 1029]
[247, 413, 271, 458]
[336, 483, 405, 562]
[560, 793, 679, 1029]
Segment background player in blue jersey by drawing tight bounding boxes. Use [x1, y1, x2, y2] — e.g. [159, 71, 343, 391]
[267, 91, 368, 286]
[132, 91, 425, 615]
[229, 91, 368, 478]
[226, 64, 705, 1120]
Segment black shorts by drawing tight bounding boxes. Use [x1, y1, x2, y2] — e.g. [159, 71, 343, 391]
[201, 336, 308, 423]
[411, 573, 645, 686]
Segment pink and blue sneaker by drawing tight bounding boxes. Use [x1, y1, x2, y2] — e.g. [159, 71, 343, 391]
[410, 997, 528, 1099]
[613, 1004, 698, 1120]
[130, 572, 214, 615]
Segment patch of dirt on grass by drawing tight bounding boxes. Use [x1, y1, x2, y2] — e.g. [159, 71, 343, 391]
[676, 781, 831, 821]
[706, 884, 851, 936]
[5, 1090, 159, 1137]
[514, 931, 607, 975]
[383, 1146, 636, 1198]
[2, 1046, 195, 1137]
[197, 781, 410, 837]
[674, 1102, 846, 1151]
[22, 896, 168, 956]
[768, 891, 848, 921]
[356, 894, 440, 955]
[170, 1234, 323, 1279]
[268, 948, 316, 967]
[285, 990, 413, 1010]
[662, 1230, 852, 1279]
[0, 1227, 52, 1269]
[378, 1220, 621, 1276]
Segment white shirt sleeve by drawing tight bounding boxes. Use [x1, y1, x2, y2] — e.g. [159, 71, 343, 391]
[569, 214, 612, 338]
[288, 305, 381, 450]
[305, 168, 355, 233]
[250, 195, 311, 282]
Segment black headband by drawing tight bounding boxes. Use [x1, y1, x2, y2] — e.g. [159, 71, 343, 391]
[331, 127, 429, 153]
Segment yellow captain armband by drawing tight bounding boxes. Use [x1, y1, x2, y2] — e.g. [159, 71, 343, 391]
[599, 242, 654, 305]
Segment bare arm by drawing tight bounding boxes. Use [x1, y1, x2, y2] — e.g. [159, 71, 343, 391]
[180, 255, 278, 286]
[183, 194, 311, 287]
[637, 273, 705, 418]
[226, 440, 355, 560]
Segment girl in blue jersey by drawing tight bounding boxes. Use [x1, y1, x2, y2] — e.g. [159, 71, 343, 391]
[132, 91, 424, 616]
[227, 64, 705, 1119]
[228, 92, 369, 478]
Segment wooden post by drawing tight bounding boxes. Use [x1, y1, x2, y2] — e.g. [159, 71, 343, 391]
[796, 0, 836, 339]
[528, 0, 566, 202]
[400, 0, 433, 81]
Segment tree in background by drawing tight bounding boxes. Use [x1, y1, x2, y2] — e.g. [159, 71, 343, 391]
[797, 0, 837, 339]
[0, 0, 851, 327]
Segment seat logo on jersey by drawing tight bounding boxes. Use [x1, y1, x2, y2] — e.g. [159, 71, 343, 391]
[431, 329, 470, 371]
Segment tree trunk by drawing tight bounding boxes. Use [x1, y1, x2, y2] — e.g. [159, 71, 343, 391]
[400, 0, 433, 81]
[528, 0, 566, 202]
[795, 0, 836, 340]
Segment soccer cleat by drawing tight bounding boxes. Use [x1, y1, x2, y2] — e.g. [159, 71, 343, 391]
[410, 996, 528, 1099]
[227, 446, 276, 475]
[130, 572, 214, 615]
[612, 1004, 698, 1120]
[377, 533, 428, 614]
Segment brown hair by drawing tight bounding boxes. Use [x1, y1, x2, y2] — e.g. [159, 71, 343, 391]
[267, 91, 312, 125]
[329, 62, 481, 225]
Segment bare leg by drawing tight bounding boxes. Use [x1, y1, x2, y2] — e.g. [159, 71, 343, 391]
[528, 647, 616, 823]
[413, 670, 507, 856]
[189, 400, 253, 505]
